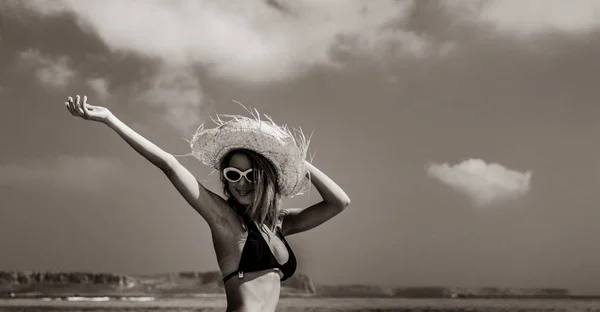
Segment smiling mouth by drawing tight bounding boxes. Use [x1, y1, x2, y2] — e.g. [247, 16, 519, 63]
[237, 189, 252, 196]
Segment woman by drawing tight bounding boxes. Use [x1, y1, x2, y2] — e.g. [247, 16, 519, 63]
[64, 95, 350, 312]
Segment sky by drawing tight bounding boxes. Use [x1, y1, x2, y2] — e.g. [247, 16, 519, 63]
[1, 0, 600, 295]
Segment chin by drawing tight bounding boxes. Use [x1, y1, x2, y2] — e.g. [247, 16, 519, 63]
[237, 197, 253, 206]
[232, 194, 253, 205]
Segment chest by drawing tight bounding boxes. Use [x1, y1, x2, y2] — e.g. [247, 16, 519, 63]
[234, 223, 290, 265]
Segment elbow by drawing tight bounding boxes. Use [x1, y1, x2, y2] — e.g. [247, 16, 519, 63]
[159, 154, 179, 175]
[336, 196, 351, 210]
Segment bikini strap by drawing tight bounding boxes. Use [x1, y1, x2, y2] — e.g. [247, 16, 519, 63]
[223, 270, 243, 283]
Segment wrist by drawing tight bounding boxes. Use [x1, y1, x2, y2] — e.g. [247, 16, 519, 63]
[304, 161, 313, 177]
[103, 112, 117, 126]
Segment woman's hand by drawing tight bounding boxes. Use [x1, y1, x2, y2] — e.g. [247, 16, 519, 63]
[65, 95, 111, 123]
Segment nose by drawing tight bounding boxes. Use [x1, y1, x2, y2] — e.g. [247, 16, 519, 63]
[238, 177, 248, 187]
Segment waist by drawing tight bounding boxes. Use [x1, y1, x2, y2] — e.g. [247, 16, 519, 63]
[224, 269, 282, 312]
[224, 267, 284, 283]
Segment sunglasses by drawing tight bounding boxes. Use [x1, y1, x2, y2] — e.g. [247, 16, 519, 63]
[223, 167, 254, 183]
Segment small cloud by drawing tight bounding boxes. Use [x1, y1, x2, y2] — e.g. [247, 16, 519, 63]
[135, 65, 209, 134]
[427, 158, 532, 207]
[87, 77, 109, 100]
[17, 49, 75, 90]
[0, 155, 127, 192]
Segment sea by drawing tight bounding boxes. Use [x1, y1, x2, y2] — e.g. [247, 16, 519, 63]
[1, 296, 600, 312]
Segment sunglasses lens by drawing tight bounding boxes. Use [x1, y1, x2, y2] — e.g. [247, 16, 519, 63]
[225, 171, 240, 181]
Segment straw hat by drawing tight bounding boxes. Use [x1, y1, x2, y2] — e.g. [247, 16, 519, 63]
[190, 104, 311, 198]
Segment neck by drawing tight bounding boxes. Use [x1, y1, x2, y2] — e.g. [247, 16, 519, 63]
[228, 198, 249, 214]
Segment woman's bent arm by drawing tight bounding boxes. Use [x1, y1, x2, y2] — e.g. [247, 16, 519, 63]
[281, 161, 350, 235]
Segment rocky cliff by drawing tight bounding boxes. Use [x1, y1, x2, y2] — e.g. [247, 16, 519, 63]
[316, 285, 570, 298]
[0, 271, 570, 299]
[445, 287, 570, 298]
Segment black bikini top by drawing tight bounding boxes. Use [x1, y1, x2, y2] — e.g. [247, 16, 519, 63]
[223, 200, 297, 284]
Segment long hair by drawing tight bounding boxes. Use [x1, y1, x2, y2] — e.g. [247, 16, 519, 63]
[219, 149, 281, 231]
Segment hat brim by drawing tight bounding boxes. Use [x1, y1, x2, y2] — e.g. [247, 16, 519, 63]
[190, 114, 310, 197]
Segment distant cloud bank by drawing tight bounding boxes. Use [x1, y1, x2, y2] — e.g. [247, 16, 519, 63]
[6, 0, 454, 83]
[6, 0, 600, 134]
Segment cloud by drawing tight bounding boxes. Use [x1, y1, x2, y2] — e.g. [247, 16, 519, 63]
[427, 159, 532, 207]
[135, 66, 209, 134]
[10, 0, 452, 84]
[13, 48, 204, 134]
[0, 156, 127, 192]
[16, 50, 112, 101]
[445, 0, 600, 36]
[17, 49, 76, 90]
[9, 0, 600, 88]
[86, 77, 109, 100]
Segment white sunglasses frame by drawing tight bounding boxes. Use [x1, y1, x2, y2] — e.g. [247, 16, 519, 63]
[223, 167, 254, 183]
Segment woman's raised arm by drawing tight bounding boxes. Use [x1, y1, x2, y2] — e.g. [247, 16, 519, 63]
[65, 95, 225, 225]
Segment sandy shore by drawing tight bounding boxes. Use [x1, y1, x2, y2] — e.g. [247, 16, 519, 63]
[2, 297, 600, 311]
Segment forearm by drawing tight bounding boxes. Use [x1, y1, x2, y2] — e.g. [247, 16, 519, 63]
[305, 162, 351, 208]
[105, 114, 175, 171]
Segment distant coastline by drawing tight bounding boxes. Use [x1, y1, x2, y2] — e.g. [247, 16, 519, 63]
[0, 271, 594, 299]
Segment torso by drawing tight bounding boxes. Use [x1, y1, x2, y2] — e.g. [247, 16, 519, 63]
[223, 270, 282, 312]
[209, 201, 294, 312]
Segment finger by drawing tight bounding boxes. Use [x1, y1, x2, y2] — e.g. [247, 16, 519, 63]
[81, 95, 90, 119]
[84, 100, 99, 113]
[65, 101, 76, 116]
[75, 95, 85, 115]
[73, 96, 83, 117]
[68, 97, 79, 116]
[66, 97, 77, 116]
[85, 102, 98, 111]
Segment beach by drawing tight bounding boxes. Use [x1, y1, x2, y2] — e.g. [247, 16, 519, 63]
[1, 297, 600, 312]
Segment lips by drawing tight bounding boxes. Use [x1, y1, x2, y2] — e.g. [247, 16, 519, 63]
[237, 189, 252, 196]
